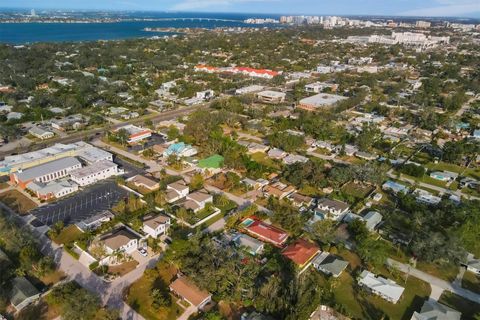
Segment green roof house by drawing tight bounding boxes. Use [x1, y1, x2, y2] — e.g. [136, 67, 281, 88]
[198, 154, 224, 169]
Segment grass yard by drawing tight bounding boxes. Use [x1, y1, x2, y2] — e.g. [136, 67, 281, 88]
[126, 262, 182, 320]
[462, 271, 480, 294]
[331, 271, 430, 320]
[108, 260, 139, 277]
[17, 299, 61, 320]
[438, 291, 480, 320]
[424, 162, 465, 174]
[342, 182, 374, 199]
[415, 261, 458, 282]
[0, 189, 37, 214]
[250, 152, 280, 169]
[38, 269, 66, 287]
[336, 248, 362, 271]
[51, 225, 83, 245]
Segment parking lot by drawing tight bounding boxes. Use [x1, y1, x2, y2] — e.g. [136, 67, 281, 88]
[31, 179, 129, 226]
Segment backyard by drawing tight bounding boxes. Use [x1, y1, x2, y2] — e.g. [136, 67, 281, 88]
[126, 262, 183, 320]
[438, 291, 480, 320]
[51, 225, 84, 245]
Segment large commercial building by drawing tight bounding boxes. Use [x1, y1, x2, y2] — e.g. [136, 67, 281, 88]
[0, 142, 112, 176]
[298, 93, 348, 111]
[70, 160, 119, 186]
[10, 157, 82, 189]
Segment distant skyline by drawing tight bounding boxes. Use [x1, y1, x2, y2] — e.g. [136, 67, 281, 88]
[1, 0, 480, 18]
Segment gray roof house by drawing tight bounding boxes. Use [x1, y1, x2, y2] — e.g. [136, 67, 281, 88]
[312, 252, 349, 278]
[9, 277, 40, 311]
[358, 270, 405, 304]
[363, 211, 383, 231]
[411, 299, 461, 320]
[233, 233, 264, 256]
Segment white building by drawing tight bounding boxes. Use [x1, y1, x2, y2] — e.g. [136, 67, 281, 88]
[142, 214, 171, 238]
[316, 198, 349, 221]
[27, 179, 78, 200]
[70, 160, 119, 187]
[115, 125, 152, 144]
[196, 90, 214, 100]
[184, 190, 213, 213]
[100, 227, 140, 257]
[28, 126, 54, 140]
[358, 270, 405, 304]
[166, 181, 190, 203]
[235, 85, 265, 95]
[256, 91, 287, 104]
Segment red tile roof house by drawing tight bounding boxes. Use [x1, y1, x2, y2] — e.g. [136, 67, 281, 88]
[241, 217, 289, 247]
[282, 239, 320, 270]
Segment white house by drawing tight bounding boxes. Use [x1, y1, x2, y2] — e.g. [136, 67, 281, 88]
[166, 181, 189, 203]
[28, 126, 54, 140]
[115, 125, 152, 144]
[316, 198, 350, 221]
[358, 270, 405, 304]
[100, 227, 140, 256]
[142, 214, 171, 238]
[69, 160, 119, 187]
[184, 190, 213, 213]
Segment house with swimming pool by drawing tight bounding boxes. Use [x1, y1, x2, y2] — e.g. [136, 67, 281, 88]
[240, 217, 289, 247]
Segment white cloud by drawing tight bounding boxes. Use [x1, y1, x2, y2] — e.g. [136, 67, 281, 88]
[401, 0, 480, 17]
[171, 0, 278, 11]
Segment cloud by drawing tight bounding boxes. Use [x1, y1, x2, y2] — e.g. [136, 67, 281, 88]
[401, 0, 480, 17]
[171, 0, 278, 11]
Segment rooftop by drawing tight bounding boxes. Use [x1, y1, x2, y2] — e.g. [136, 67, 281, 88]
[70, 160, 117, 179]
[299, 93, 347, 108]
[282, 239, 320, 266]
[244, 218, 289, 246]
[101, 227, 139, 250]
[170, 276, 211, 307]
[15, 157, 81, 182]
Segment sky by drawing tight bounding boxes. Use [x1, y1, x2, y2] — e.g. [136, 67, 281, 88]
[1, 0, 480, 18]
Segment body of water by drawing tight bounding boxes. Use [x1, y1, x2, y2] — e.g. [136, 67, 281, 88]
[0, 12, 279, 44]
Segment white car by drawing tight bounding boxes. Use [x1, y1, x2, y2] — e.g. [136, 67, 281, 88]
[137, 247, 148, 257]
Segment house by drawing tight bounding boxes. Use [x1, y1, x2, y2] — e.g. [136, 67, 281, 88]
[466, 259, 480, 274]
[263, 182, 296, 199]
[382, 180, 409, 194]
[268, 148, 288, 159]
[316, 198, 350, 221]
[256, 91, 286, 104]
[355, 151, 377, 161]
[414, 189, 442, 205]
[100, 226, 140, 255]
[196, 90, 215, 100]
[282, 239, 320, 268]
[232, 233, 265, 255]
[10, 157, 82, 189]
[7, 112, 23, 121]
[312, 252, 349, 278]
[430, 171, 458, 182]
[305, 82, 338, 93]
[235, 85, 265, 95]
[115, 125, 152, 144]
[411, 299, 461, 320]
[9, 277, 40, 312]
[198, 154, 224, 170]
[29, 126, 54, 140]
[142, 213, 171, 238]
[184, 190, 213, 213]
[166, 181, 189, 203]
[297, 93, 347, 112]
[76, 210, 115, 232]
[363, 211, 383, 231]
[288, 192, 314, 208]
[358, 270, 405, 304]
[27, 179, 78, 200]
[163, 142, 198, 158]
[170, 276, 212, 311]
[238, 141, 270, 154]
[242, 217, 289, 247]
[127, 175, 159, 191]
[70, 160, 119, 187]
[51, 114, 88, 131]
[242, 178, 269, 190]
[283, 154, 309, 165]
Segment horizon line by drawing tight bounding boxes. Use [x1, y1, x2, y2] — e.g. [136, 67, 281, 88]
[0, 7, 479, 20]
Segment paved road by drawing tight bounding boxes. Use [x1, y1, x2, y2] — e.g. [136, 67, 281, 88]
[387, 259, 480, 304]
[307, 150, 350, 165]
[0, 106, 203, 159]
[387, 170, 480, 201]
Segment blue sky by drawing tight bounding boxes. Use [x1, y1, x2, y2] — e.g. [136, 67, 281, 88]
[2, 0, 480, 17]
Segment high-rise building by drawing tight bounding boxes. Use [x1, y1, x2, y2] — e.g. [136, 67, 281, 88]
[30, 9, 36, 17]
[416, 20, 431, 28]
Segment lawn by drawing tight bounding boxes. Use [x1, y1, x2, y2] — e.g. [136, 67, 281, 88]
[331, 271, 430, 320]
[438, 291, 480, 320]
[462, 271, 480, 294]
[424, 161, 465, 174]
[51, 225, 83, 245]
[341, 182, 374, 199]
[108, 260, 139, 277]
[0, 190, 38, 214]
[126, 262, 183, 320]
[250, 152, 280, 169]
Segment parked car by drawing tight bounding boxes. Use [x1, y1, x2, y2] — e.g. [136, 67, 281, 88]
[138, 247, 148, 257]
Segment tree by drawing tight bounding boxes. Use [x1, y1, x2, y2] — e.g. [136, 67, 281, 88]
[356, 122, 380, 151]
[151, 288, 171, 309]
[311, 220, 336, 244]
[190, 173, 204, 191]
